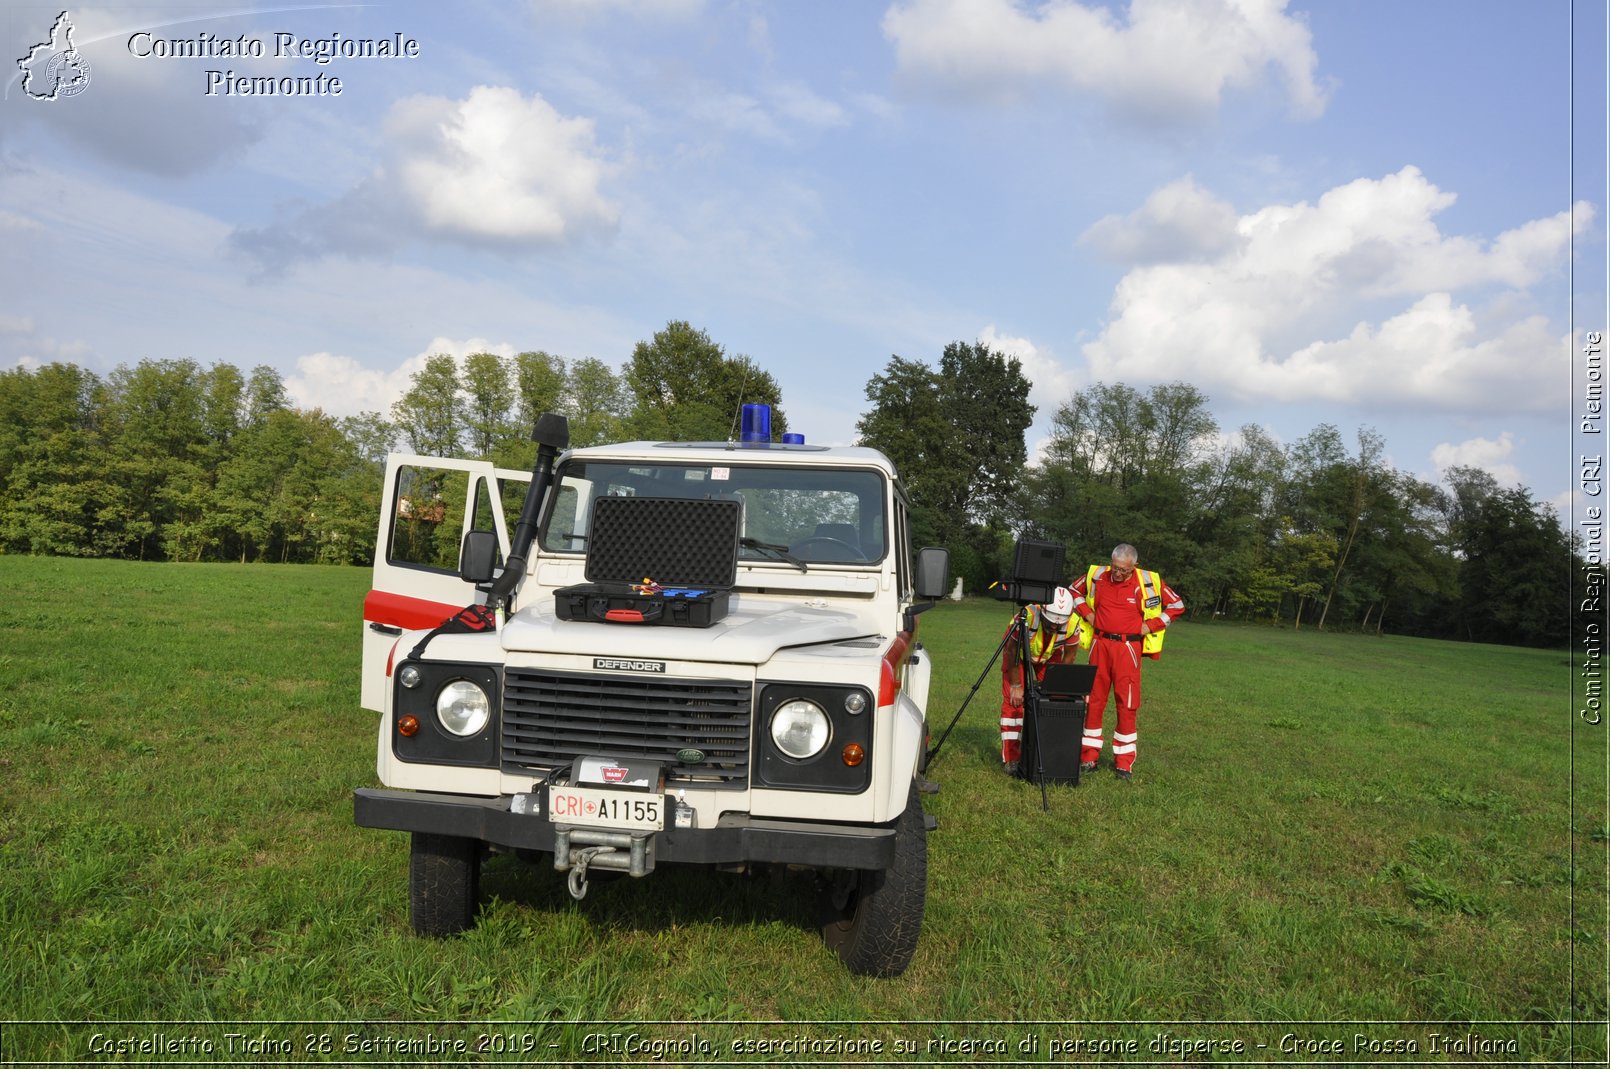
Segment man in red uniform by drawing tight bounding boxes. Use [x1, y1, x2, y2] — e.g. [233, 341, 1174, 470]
[1068, 544, 1184, 780]
[999, 586, 1081, 775]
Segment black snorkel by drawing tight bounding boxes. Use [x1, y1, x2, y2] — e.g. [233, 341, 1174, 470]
[488, 412, 571, 613]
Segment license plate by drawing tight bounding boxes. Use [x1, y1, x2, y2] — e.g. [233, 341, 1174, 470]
[548, 785, 664, 831]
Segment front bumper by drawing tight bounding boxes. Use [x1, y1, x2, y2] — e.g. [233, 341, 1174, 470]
[353, 788, 897, 870]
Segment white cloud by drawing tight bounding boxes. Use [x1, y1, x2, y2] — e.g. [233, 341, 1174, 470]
[285, 338, 519, 418]
[881, 0, 1331, 122]
[767, 81, 851, 129]
[978, 324, 1078, 413]
[1081, 167, 1592, 412]
[1081, 175, 1241, 263]
[392, 87, 619, 244]
[977, 325, 1084, 463]
[1431, 432, 1525, 488]
[284, 352, 415, 418]
[233, 86, 618, 270]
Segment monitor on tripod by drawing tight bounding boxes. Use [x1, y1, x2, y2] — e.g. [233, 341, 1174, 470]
[993, 538, 1065, 605]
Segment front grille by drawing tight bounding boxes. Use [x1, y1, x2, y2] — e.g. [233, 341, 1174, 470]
[502, 668, 753, 787]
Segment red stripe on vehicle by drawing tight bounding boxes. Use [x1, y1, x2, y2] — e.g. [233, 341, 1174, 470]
[880, 631, 914, 707]
[364, 588, 461, 631]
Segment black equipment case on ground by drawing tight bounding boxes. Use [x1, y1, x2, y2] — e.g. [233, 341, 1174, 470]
[1019, 698, 1086, 786]
[1018, 664, 1098, 786]
[555, 496, 741, 628]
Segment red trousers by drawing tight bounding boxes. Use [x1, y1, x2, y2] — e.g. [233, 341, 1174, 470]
[999, 663, 1052, 764]
[1082, 636, 1143, 771]
[1000, 672, 1026, 764]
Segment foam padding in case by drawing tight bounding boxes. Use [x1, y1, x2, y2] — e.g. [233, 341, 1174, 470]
[584, 496, 742, 588]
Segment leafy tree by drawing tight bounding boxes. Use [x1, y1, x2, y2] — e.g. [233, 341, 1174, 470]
[462, 352, 519, 460]
[857, 342, 1034, 559]
[199, 363, 245, 461]
[1444, 467, 1573, 646]
[624, 321, 786, 442]
[98, 359, 214, 560]
[566, 357, 630, 447]
[1047, 381, 1216, 493]
[1313, 426, 1388, 630]
[339, 412, 397, 466]
[212, 412, 289, 562]
[1230, 518, 1336, 624]
[1348, 472, 1456, 635]
[0, 362, 112, 556]
[855, 356, 947, 474]
[244, 364, 289, 428]
[392, 354, 463, 458]
[1188, 423, 1286, 616]
[1031, 380, 1214, 587]
[515, 351, 567, 429]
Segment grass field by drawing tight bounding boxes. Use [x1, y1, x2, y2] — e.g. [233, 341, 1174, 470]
[0, 556, 1604, 1065]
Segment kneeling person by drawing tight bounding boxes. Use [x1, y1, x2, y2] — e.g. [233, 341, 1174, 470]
[1000, 586, 1082, 775]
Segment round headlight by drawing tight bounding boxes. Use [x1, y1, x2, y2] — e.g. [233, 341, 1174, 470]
[770, 699, 830, 760]
[436, 680, 490, 737]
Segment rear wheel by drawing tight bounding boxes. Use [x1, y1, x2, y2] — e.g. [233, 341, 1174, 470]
[820, 787, 927, 976]
[408, 832, 481, 936]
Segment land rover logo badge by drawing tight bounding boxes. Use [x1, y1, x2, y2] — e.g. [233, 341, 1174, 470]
[676, 748, 705, 764]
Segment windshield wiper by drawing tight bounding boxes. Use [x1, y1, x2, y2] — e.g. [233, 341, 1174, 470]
[740, 537, 808, 571]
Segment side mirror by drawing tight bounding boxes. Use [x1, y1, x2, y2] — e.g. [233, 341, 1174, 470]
[914, 546, 950, 600]
[458, 530, 499, 585]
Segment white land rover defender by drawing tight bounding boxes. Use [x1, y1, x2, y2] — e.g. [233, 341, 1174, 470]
[354, 410, 949, 976]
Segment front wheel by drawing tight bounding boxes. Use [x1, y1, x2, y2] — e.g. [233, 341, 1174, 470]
[820, 788, 927, 976]
[408, 832, 481, 936]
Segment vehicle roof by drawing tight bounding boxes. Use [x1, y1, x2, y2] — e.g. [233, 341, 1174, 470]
[563, 439, 901, 475]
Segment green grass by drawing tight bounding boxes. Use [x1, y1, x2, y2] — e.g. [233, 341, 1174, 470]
[0, 557, 1604, 1064]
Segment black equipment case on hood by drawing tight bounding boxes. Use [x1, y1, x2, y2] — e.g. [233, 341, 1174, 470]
[555, 496, 741, 628]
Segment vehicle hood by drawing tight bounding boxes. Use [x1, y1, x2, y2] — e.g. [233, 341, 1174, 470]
[500, 594, 878, 665]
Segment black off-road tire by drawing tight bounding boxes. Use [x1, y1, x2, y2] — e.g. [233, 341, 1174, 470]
[408, 832, 481, 936]
[820, 787, 927, 977]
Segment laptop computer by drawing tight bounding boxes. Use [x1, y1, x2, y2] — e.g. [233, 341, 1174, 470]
[1039, 663, 1097, 699]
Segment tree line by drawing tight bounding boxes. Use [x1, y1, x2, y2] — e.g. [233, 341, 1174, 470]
[0, 322, 1576, 646]
[856, 351, 1577, 648]
[0, 322, 777, 566]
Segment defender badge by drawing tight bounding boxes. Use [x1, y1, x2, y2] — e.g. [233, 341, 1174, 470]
[594, 657, 666, 673]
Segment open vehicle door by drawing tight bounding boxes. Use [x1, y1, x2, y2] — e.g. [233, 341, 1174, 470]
[360, 455, 531, 711]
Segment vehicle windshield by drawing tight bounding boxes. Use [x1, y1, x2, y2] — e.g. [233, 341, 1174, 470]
[540, 459, 887, 565]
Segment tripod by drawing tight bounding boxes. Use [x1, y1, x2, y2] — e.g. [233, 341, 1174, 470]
[926, 594, 1060, 811]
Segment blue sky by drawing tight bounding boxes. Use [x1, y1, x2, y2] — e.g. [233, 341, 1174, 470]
[3, 0, 1604, 513]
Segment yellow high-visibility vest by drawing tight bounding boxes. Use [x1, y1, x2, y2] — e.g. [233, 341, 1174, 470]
[1023, 603, 1084, 665]
[1078, 564, 1169, 657]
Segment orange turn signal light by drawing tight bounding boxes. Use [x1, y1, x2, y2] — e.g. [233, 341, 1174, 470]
[841, 743, 865, 767]
[397, 715, 420, 737]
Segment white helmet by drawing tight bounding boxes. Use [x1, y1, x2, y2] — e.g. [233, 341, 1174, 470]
[1040, 586, 1075, 625]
